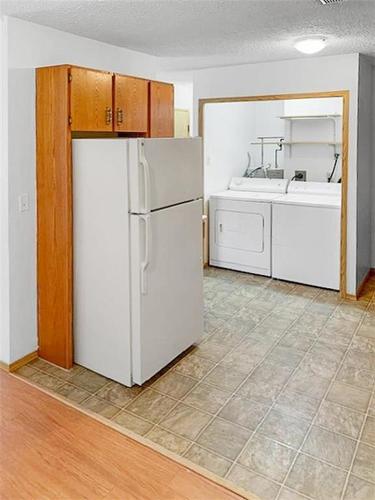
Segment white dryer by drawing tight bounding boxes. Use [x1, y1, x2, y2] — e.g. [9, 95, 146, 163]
[209, 178, 289, 276]
[272, 181, 341, 290]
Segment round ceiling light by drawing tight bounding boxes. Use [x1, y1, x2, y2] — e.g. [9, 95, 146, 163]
[294, 37, 327, 54]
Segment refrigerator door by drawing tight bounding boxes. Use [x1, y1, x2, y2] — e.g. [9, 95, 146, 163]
[73, 139, 132, 386]
[130, 199, 203, 385]
[128, 137, 203, 214]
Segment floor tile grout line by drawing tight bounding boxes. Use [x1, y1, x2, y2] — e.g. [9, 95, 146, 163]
[339, 337, 375, 497]
[276, 294, 375, 500]
[223, 289, 340, 485]
[25, 363, 132, 412]
[202, 279, 282, 344]
[137, 276, 269, 443]
[146, 281, 304, 459]
[181, 283, 312, 456]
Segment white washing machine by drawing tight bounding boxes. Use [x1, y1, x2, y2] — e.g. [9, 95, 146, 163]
[272, 181, 341, 290]
[209, 178, 289, 276]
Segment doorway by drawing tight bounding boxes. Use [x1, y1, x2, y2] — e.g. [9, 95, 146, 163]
[174, 108, 191, 137]
[199, 91, 349, 298]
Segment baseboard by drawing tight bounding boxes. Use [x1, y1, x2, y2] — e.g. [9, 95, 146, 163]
[0, 351, 38, 373]
[344, 293, 358, 301]
[0, 360, 9, 372]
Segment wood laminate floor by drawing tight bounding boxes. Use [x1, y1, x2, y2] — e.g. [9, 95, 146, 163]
[0, 370, 246, 500]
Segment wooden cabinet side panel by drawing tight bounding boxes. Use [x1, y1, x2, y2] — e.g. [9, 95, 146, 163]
[149, 82, 174, 137]
[36, 66, 73, 368]
[114, 75, 149, 132]
[70, 67, 113, 132]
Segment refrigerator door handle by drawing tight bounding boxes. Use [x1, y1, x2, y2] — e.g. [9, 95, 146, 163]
[139, 145, 151, 214]
[140, 214, 151, 294]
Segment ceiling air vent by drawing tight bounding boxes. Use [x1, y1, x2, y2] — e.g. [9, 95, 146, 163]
[319, 0, 344, 4]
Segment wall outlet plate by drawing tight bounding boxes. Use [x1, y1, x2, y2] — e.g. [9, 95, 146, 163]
[294, 170, 307, 182]
[268, 169, 284, 179]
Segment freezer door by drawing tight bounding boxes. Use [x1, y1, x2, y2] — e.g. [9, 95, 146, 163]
[130, 199, 203, 385]
[73, 139, 132, 386]
[128, 137, 203, 213]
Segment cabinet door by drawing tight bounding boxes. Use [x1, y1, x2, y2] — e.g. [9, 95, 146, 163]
[114, 75, 148, 132]
[70, 67, 113, 132]
[149, 81, 174, 137]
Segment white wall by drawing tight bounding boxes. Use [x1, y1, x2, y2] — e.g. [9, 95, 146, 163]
[204, 98, 343, 187]
[0, 16, 10, 364]
[204, 102, 256, 198]
[174, 81, 194, 132]
[282, 98, 343, 182]
[356, 55, 373, 284]
[7, 17, 161, 77]
[1, 17, 164, 364]
[176, 54, 360, 295]
[8, 69, 37, 361]
[251, 100, 285, 170]
[372, 65, 375, 268]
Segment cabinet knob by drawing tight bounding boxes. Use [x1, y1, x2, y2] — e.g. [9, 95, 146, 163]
[116, 108, 124, 125]
[105, 107, 113, 125]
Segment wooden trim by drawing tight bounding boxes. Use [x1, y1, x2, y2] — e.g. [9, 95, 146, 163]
[340, 91, 349, 298]
[344, 293, 358, 301]
[9, 351, 38, 372]
[36, 65, 173, 86]
[0, 351, 38, 373]
[199, 90, 350, 296]
[342, 268, 374, 301]
[36, 66, 73, 368]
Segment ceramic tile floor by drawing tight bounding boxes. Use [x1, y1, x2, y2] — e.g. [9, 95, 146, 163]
[16, 267, 375, 500]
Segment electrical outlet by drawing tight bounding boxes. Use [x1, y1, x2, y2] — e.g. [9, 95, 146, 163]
[294, 170, 306, 182]
[268, 169, 284, 179]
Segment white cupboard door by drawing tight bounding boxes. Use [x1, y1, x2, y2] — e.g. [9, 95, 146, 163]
[130, 200, 203, 385]
[128, 137, 203, 213]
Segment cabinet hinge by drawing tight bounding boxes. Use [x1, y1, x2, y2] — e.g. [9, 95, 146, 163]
[68, 116, 72, 126]
[68, 73, 72, 82]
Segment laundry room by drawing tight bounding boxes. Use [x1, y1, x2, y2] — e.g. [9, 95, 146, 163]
[204, 95, 344, 291]
[204, 96, 343, 193]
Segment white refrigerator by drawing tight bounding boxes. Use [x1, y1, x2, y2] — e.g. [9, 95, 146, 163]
[72, 138, 204, 386]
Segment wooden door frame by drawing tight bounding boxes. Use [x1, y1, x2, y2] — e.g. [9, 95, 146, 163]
[198, 90, 350, 298]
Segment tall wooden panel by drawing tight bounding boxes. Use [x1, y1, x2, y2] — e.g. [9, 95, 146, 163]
[114, 75, 149, 132]
[149, 81, 174, 137]
[70, 67, 113, 132]
[36, 66, 73, 368]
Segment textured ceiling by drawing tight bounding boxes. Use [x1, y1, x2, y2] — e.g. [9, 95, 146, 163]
[1, 0, 375, 69]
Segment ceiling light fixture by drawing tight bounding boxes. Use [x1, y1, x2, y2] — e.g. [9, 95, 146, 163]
[294, 37, 327, 54]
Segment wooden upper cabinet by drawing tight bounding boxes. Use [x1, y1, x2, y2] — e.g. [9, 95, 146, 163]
[70, 67, 113, 132]
[114, 75, 148, 132]
[149, 81, 174, 137]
